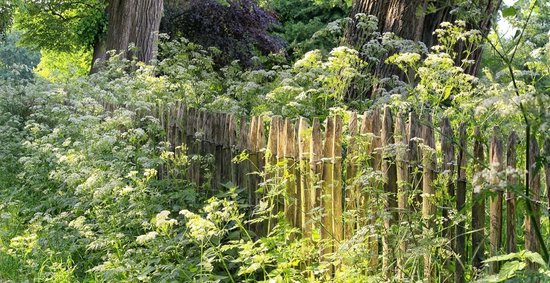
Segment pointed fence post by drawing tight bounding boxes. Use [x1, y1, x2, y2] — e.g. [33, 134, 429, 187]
[421, 113, 436, 281]
[298, 118, 312, 237]
[472, 127, 486, 273]
[525, 137, 541, 260]
[506, 132, 518, 254]
[381, 106, 397, 278]
[358, 111, 372, 229]
[283, 118, 298, 227]
[345, 112, 359, 239]
[247, 116, 259, 205]
[489, 127, 504, 274]
[238, 115, 250, 200]
[370, 108, 382, 270]
[266, 116, 281, 233]
[332, 116, 344, 246]
[395, 112, 409, 280]
[455, 123, 467, 283]
[441, 118, 455, 241]
[408, 112, 423, 211]
[311, 118, 322, 236]
[321, 117, 335, 266]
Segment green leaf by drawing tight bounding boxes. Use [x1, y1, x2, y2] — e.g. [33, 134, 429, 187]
[443, 85, 453, 100]
[522, 251, 546, 266]
[502, 7, 517, 17]
[475, 261, 526, 283]
[499, 260, 526, 280]
[483, 252, 521, 263]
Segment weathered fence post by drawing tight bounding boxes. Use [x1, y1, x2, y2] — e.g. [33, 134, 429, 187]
[506, 131, 518, 254]
[441, 118, 455, 240]
[283, 118, 299, 227]
[371, 109, 382, 270]
[247, 117, 258, 201]
[228, 114, 238, 186]
[381, 106, 397, 278]
[421, 113, 436, 282]
[250, 116, 266, 234]
[395, 112, 409, 279]
[455, 123, 467, 283]
[332, 116, 344, 246]
[311, 118, 322, 233]
[472, 126, 485, 273]
[321, 117, 335, 266]
[358, 111, 371, 229]
[489, 127, 504, 274]
[214, 113, 223, 191]
[344, 112, 358, 240]
[266, 116, 281, 233]
[440, 117, 455, 281]
[408, 112, 423, 210]
[238, 115, 250, 201]
[298, 118, 312, 237]
[525, 137, 541, 261]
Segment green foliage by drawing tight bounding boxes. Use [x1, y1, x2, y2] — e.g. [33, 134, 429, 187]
[14, 0, 107, 52]
[478, 251, 550, 282]
[157, 36, 370, 119]
[0, 4, 549, 282]
[35, 48, 92, 82]
[0, 31, 40, 81]
[0, 0, 15, 34]
[266, 0, 352, 58]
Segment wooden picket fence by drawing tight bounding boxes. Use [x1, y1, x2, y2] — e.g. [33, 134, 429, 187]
[153, 101, 549, 281]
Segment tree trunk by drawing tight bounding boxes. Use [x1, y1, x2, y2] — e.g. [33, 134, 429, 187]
[92, 0, 163, 70]
[345, 0, 501, 99]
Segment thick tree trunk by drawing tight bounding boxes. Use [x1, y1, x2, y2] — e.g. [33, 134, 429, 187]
[130, 0, 163, 63]
[92, 0, 163, 71]
[345, 0, 501, 99]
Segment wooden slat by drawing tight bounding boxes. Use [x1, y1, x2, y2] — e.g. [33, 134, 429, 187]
[506, 131, 518, 254]
[345, 112, 358, 239]
[283, 118, 298, 226]
[455, 123, 467, 283]
[214, 113, 223, 191]
[238, 115, 250, 199]
[489, 127, 504, 274]
[310, 117, 322, 235]
[441, 117, 455, 241]
[395, 112, 408, 280]
[421, 113, 436, 281]
[321, 117, 335, 259]
[370, 108, 382, 270]
[228, 114, 238, 185]
[358, 111, 372, 229]
[525, 137, 541, 257]
[408, 112, 423, 210]
[381, 106, 397, 278]
[298, 117, 312, 237]
[472, 126, 485, 272]
[266, 116, 281, 233]
[332, 115, 344, 245]
[256, 116, 266, 205]
[248, 116, 259, 207]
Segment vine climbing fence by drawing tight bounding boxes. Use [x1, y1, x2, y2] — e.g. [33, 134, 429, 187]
[149, 101, 549, 282]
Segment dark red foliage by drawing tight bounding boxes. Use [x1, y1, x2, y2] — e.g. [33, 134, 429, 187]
[161, 0, 285, 67]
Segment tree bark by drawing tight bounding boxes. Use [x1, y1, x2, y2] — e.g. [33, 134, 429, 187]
[345, 0, 501, 99]
[92, 0, 163, 70]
